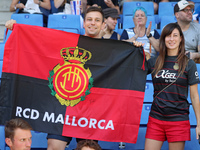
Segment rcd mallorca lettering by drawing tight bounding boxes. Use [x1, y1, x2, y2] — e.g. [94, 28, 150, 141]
[155, 70, 176, 79]
[16, 106, 39, 119]
[43, 112, 114, 130]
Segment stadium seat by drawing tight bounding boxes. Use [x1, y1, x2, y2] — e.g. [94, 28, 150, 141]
[0, 43, 5, 60]
[160, 16, 177, 32]
[158, 2, 177, 18]
[48, 14, 81, 34]
[3, 29, 12, 43]
[11, 14, 43, 26]
[31, 131, 48, 149]
[123, 2, 154, 17]
[0, 125, 5, 150]
[144, 82, 154, 103]
[123, 15, 156, 30]
[140, 104, 151, 125]
[189, 104, 197, 126]
[185, 127, 200, 149]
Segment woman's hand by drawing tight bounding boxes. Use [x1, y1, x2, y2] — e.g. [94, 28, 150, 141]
[146, 21, 152, 37]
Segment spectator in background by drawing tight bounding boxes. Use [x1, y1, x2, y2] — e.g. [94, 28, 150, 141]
[75, 140, 102, 150]
[54, 0, 87, 14]
[174, 0, 200, 62]
[120, 7, 160, 60]
[87, 0, 120, 14]
[193, 5, 200, 23]
[10, 0, 51, 27]
[101, 8, 120, 40]
[5, 118, 32, 150]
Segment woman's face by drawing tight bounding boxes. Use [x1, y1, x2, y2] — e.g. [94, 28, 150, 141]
[105, 17, 118, 30]
[165, 28, 182, 52]
[133, 10, 147, 26]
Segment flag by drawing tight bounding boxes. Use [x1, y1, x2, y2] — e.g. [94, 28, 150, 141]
[0, 24, 147, 143]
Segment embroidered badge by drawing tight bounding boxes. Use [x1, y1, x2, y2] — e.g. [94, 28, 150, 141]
[48, 47, 93, 107]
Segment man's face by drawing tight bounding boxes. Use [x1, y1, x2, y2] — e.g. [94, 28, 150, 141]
[5, 128, 32, 150]
[176, 6, 193, 23]
[84, 11, 104, 38]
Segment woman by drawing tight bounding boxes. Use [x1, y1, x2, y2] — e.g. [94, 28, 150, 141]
[120, 7, 160, 59]
[54, 0, 87, 14]
[101, 8, 120, 40]
[144, 23, 200, 150]
[10, 0, 51, 27]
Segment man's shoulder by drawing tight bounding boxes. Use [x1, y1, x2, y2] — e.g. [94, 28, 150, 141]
[190, 21, 200, 30]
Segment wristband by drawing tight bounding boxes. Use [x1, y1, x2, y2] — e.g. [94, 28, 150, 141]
[147, 33, 152, 39]
[14, 4, 17, 10]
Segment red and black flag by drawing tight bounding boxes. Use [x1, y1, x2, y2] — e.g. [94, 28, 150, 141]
[0, 24, 147, 143]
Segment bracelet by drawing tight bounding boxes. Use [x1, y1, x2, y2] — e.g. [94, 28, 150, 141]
[147, 33, 152, 39]
[14, 4, 17, 10]
[133, 36, 137, 40]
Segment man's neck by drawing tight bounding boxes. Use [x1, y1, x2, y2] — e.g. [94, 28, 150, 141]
[177, 21, 191, 32]
[85, 34, 101, 39]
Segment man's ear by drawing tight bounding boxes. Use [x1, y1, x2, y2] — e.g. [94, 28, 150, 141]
[101, 22, 106, 30]
[5, 138, 13, 147]
[175, 12, 179, 19]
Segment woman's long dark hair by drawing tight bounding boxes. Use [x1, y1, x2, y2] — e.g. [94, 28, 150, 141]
[153, 23, 188, 76]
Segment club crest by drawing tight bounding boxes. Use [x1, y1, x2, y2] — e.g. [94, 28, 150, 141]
[48, 46, 93, 107]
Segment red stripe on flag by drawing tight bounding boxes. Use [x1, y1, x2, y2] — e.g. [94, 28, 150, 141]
[3, 24, 80, 80]
[62, 87, 144, 143]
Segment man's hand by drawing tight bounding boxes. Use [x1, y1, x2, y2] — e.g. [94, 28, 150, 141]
[5, 19, 16, 30]
[104, 0, 115, 8]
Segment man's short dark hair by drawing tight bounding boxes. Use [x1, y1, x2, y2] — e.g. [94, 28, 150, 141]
[5, 118, 32, 141]
[75, 140, 102, 150]
[84, 6, 104, 22]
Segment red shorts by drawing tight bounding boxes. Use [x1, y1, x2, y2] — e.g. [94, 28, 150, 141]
[145, 116, 191, 142]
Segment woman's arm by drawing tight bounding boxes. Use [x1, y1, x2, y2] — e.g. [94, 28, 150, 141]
[10, 0, 25, 12]
[34, 0, 51, 10]
[54, 0, 64, 8]
[190, 84, 200, 140]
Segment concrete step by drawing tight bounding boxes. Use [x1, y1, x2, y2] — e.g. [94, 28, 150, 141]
[0, 0, 12, 12]
[0, 12, 12, 43]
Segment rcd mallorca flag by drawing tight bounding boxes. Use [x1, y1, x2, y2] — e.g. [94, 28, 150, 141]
[0, 24, 147, 143]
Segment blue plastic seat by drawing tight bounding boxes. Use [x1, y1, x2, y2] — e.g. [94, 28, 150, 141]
[123, 2, 154, 17]
[48, 14, 81, 34]
[0, 43, 5, 60]
[144, 82, 154, 103]
[123, 15, 156, 30]
[31, 131, 48, 149]
[0, 125, 5, 150]
[160, 16, 177, 32]
[158, 2, 177, 18]
[11, 13, 43, 26]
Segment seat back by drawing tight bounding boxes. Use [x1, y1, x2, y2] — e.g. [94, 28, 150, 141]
[48, 14, 81, 34]
[11, 14, 43, 26]
[160, 16, 177, 32]
[123, 1, 154, 17]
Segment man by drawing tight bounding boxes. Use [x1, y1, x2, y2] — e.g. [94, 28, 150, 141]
[5, 7, 104, 150]
[174, 0, 200, 61]
[5, 118, 32, 150]
[47, 6, 105, 150]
